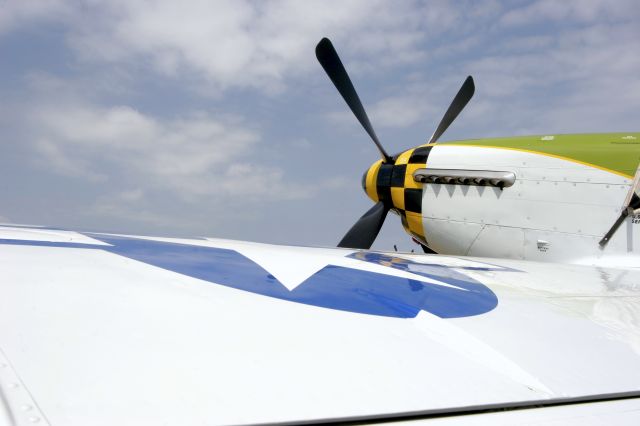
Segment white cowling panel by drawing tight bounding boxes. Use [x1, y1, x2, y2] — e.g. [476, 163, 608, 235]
[419, 145, 637, 265]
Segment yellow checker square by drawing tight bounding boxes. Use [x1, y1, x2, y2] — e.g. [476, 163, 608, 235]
[404, 163, 424, 189]
[365, 159, 382, 202]
[390, 187, 405, 210]
[405, 211, 424, 238]
[394, 149, 414, 165]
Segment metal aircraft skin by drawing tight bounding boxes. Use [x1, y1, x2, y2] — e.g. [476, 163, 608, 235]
[364, 132, 640, 268]
[1, 224, 640, 425]
[1, 37, 639, 425]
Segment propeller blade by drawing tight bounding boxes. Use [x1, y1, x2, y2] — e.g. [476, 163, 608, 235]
[428, 76, 475, 144]
[338, 201, 389, 249]
[316, 37, 391, 162]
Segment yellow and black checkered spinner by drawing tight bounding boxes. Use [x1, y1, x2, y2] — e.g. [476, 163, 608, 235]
[363, 144, 434, 245]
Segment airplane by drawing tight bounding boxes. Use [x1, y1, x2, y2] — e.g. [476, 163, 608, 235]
[316, 38, 640, 269]
[0, 38, 638, 425]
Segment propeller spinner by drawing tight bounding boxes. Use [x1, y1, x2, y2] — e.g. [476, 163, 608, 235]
[315, 37, 474, 250]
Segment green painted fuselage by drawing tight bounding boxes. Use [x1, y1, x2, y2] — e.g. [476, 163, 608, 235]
[440, 133, 640, 178]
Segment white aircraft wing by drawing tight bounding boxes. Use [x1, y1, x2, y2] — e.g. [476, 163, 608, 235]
[1, 225, 639, 425]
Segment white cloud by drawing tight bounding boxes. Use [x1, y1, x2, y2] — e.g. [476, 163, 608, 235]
[326, 74, 474, 132]
[2, 0, 461, 92]
[91, 0, 435, 91]
[0, 0, 71, 35]
[24, 98, 347, 208]
[90, 189, 168, 226]
[369, 95, 434, 128]
[500, 0, 637, 27]
[30, 102, 273, 196]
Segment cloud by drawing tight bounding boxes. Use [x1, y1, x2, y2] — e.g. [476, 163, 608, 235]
[98, 0, 438, 91]
[23, 96, 349, 209]
[500, 0, 637, 27]
[90, 189, 169, 227]
[28, 102, 303, 199]
[325, 73, 476, 134]
[0, 0, 71, 35]
[369, 95, 432, 128]
[1, 0, 462, 93]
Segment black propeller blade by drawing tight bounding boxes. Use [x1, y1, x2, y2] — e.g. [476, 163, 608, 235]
[337, 202, 389, 249]
[428, 76, 475, 144]
[315, 38, 391, 162]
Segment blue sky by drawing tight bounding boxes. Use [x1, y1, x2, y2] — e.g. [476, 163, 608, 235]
[0, 0, 638, 251]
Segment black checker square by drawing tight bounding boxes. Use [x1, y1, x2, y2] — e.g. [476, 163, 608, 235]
[376, 163, 394, 202]
[376, 163, 393, 187]
[377, 185, 391, 203]
[404, 188, 423, 213]
[390, 164, 407, 187]
[409, 146, 433, 164]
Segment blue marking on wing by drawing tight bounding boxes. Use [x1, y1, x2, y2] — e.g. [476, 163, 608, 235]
[347, 252, 499, 317]
[0, 235, 498, 318]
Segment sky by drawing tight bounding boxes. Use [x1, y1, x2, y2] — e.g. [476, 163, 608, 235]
[0, 0, 639, 251]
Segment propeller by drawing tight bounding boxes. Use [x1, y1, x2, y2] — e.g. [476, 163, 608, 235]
[315, 38, 391, 162]
[428, 76, 475, 144]
[337, 201, 388, 249]
[315, 37, 474, 249]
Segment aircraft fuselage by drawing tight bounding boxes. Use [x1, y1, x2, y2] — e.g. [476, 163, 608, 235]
[362, 133, 640, 267]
